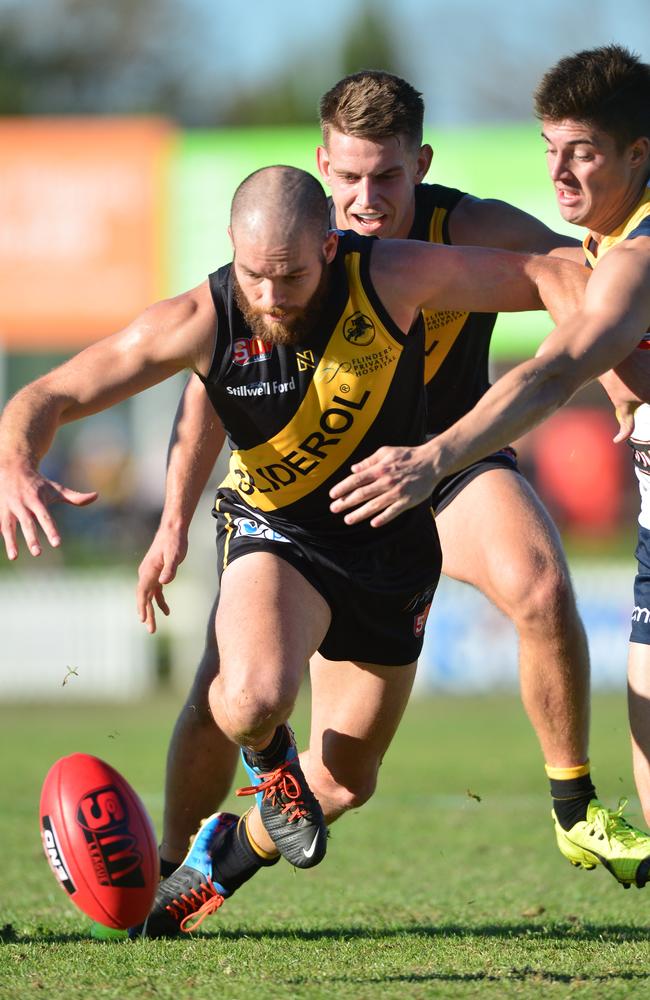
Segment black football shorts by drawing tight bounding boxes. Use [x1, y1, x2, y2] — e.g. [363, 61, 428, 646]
[213, 493, 442, 666]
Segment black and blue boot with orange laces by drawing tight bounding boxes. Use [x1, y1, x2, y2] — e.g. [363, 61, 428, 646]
[129, 811, 238, 938]
[237, 723, 327, 869]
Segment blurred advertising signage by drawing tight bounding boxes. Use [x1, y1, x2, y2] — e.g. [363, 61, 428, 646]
[0, 118, 174, 348]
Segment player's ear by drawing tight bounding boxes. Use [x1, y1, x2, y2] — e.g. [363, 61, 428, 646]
[323, 229, 338, 263]
[415, 144, 433, 183]
[316, 145, 331, 182]
[227, 225, 234, 251]
[629, 136, 650, 170]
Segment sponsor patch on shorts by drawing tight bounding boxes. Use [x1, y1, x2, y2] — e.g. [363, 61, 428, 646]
[232, 516, 290, 543]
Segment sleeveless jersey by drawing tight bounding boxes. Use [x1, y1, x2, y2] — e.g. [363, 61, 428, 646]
[201, 231, 427, 544]
[329, 184, 497, 433]
[582, 187, 650, 528]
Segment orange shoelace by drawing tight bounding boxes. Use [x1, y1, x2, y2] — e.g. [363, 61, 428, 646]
[236, 760, 308, 822]
[164, 878, 226, 933]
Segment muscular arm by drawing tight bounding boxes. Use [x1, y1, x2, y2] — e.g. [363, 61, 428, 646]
[0, 282, 217, 558]
[370, 238, 588, 333]
[332, 237, 650, 526]
[448, 194, 579, 254]
[448, 196, 587, 320]
[426, 246, 649, 471]
[162, 374, 225, 533]
[137, 375, 226, 631]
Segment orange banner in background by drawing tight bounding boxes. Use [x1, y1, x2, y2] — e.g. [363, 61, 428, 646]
[0, 117, 174, 349]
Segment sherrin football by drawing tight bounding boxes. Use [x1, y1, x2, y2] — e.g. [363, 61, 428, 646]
[40, 753, 159, 929]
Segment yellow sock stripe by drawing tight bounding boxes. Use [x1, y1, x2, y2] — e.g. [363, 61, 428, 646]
[242, 810, 279, 861]
[545, 761, 590, 780]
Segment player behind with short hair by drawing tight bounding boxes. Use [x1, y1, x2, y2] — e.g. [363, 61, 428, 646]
[332, 46, 650, 875]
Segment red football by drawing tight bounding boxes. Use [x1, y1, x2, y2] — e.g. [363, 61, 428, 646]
[40, 753, 159, 929]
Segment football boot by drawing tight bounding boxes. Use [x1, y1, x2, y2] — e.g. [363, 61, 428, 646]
[237, 724, 327, 869]
[130, 811, 238, 937]
[553, 798, 650, 888]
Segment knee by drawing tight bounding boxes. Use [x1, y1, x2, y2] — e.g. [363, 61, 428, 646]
[502, 553, 577, 634]
[308, 759, 378, 815]
[209, 666, 296, 745]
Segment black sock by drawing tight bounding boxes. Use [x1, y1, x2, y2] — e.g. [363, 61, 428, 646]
[211, 815, 279, 894]
[550, 774, 597, 830]
[244, 724, 291, 771]
[159, 857, 178, 880]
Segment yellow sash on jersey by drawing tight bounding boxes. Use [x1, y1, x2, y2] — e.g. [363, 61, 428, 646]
[221, 252, 405, 512]
[421, 205, 471, 384]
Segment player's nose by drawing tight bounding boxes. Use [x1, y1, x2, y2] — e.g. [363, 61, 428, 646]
[355, 175, 379, 207]
[258, 279, 286, 311]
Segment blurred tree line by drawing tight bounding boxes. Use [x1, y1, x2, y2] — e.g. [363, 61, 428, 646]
[0, 0, 402, 124]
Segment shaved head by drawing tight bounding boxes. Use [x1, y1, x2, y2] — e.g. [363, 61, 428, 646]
[229, 166, 338, 347]
[230, 166, 329, 245]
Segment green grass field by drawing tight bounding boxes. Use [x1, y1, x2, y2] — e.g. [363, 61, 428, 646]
[1, 691, 650, 999]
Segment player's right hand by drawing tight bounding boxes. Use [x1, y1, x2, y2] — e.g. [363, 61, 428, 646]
[0, 462, 97, 560]
[136, 526, 189, 633]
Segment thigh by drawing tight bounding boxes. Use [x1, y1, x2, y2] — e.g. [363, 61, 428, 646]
[436, 467, 571, 612]
[317, 506, 441, 666]
[216, 550, 331, 692]
[307, 653, 417, 782]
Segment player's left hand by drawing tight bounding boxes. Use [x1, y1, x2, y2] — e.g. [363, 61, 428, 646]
[598, 367, 643, 443]
[613, 401, 641, 443]
[136, 524, 188, 633]
[329, 444, 435, 527]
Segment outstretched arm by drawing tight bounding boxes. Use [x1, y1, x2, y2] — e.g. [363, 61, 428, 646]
[0, 283, 216, 558]
[137, 374, 226, 633]
[447, 194, 580, 256]
[369, 238, 588, 333]
[332, 237, 650, 526]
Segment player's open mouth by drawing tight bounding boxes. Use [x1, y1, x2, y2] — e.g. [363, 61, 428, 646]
[352, 212, 386, 230]
[556, 186, 581, 205]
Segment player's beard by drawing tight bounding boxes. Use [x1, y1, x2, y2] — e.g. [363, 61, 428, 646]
[233, 262, 330, 347]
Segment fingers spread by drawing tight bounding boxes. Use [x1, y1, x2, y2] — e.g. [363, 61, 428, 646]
[1, 514, 19, 560]
[57, 487, 99, 507]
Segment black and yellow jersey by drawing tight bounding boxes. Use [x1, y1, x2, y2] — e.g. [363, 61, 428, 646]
[329, 184, 496, 433]
[200, 231, 427, 544]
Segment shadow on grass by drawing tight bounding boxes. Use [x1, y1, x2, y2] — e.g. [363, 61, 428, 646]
[304, 970, 650, 987]
[3, 920, 650, 946]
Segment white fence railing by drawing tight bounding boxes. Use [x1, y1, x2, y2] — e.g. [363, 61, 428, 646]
[0, 560, 636, 699]
[0, 572, 157, 700]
